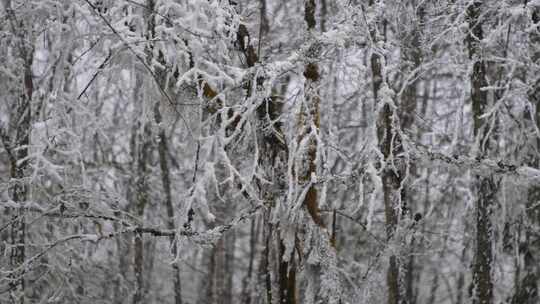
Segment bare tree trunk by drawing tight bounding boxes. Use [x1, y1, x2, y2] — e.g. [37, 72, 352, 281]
[114, 122, 138, 304]
[399, 3, 424, 303]
[155, 105, 183, 304]
[260, 214, 273, 304]
[259, 0, 269, 36]
[241, 217, 258, 304]
[399, 1, 423, 132]
[214, 238, 225, 304]
[114, 221, 131, 304]
[150, 5, 184, 301]
[278, 232, 296, 304]
[150, 48, 183, 303]
[2, 3, 34, 302]
[132, 148, 149, 304]
[211, 204, 235, 304]
[300, 0, 325, 229]
[320, 0, 327, 32]
[132, 73, 151, 304]
[8, 67, 31, 304]
[234, 8, 293, 304]
[132, 2, 159, 302]
[466, 2, 494, 304]
[367, 2, 403, 303]
[224, 230, 236, 304]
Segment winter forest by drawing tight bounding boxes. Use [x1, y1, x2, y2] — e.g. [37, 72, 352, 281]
[2, 0, 540, 303]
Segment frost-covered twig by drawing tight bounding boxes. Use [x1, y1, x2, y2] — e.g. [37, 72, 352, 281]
[320, 209, 385, 246]
[410, 140, 540, 181]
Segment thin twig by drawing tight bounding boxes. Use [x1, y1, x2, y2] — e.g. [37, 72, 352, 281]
[77, 51, 113, 100]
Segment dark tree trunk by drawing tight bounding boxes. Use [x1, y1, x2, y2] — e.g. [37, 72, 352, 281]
[399, 3, 425, 303]
[368, 3, 403, 303]
[132, 72, 151, 304]
[3, 4, 34, 302]
[466, 2, 494, 304]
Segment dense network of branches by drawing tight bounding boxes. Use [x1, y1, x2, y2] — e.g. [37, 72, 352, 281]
[1, 1, 540, 304]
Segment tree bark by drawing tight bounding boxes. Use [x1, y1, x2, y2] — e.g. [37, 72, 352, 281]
[4, 3, 34, 302]
[300, 0, 325, 229]
[466, 2, 494, 304]
[145, 0, 184, 301]
[367, 3, 403, 303]
[155, 106, 183, 304]
[399, 3, 425, 303]
[133, 70, 152, 304]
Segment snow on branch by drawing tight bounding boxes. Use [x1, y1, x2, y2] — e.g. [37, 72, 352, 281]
[409, 140, 540, 181]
